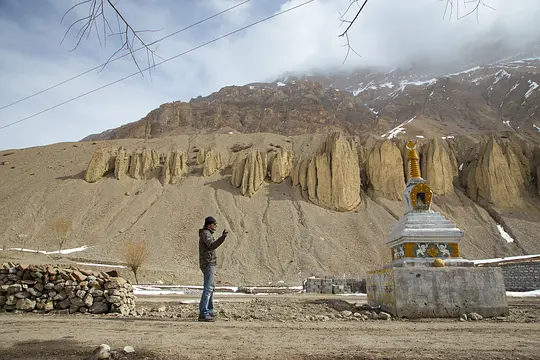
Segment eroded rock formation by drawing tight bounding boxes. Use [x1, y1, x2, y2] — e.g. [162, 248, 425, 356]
[114, 147, 129, 180]
[85, 147, 187, 184]
[162, 151, 188, 185]
[84, 147, 117, 183]
[83, 133, 539, 212]
[292, 132, 361, 211]
[202, 149, 223, 177]
[268, 148, 293, 183]
[420, 138, 458, 195]
[462, 137, 525, 208]
[365, 140, 404, 200]
[231, 149, 267, 197]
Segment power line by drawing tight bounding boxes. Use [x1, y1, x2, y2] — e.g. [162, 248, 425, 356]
[0, 0, 315, 131]
[0, 0, 252, 112]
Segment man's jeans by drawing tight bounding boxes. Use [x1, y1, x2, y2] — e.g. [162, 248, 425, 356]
[199, 265, 215, 316]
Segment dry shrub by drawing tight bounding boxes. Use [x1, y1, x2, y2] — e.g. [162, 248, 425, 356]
[124, 241, 149, 284]
[49, 218, 72, 252]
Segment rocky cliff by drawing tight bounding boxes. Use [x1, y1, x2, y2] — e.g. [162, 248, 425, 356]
[83, 57, 540, 143]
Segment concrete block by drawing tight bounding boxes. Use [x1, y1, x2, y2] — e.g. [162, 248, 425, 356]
[367, 267, 509, 318]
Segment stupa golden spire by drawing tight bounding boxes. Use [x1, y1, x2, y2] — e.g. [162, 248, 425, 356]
[406, 140, 421, 179]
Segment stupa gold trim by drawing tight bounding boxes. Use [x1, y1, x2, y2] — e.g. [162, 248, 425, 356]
[406, 140, 422, 178]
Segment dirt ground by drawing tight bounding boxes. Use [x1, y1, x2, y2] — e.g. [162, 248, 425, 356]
[0, 295, 539, 360]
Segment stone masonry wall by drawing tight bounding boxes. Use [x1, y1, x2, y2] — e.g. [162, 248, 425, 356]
[303, 277, 366, 294]
[0, 263, 135, 315]
[497, 262, 540, 292]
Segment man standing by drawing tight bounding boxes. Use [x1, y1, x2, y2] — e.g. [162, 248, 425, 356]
[198, 216, 228, 322]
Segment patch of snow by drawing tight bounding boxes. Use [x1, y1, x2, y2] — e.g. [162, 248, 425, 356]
[459, 163, 464, 171]
[249, 86, 255, 90]
[428, 91, 434, 97]
[387, 79, 436, 99]
[416, 135, 424, 139]
[277, 82, 286, 87]
[525, 80, 539, 98]
[368, 108, 379, 115]
[521, 57, 540, 61]
[497, 224, 514, 243]
[503, 120, 511, 128]
[448, 66, 481, 77]
[534, 124, 540, 132]
[381, 116, 416, 139]
[353, 81, 375, 96]
[133, 288, 186, 296]
[77, 262, 128, 269]
[473, 254, 540, 265]
[441, 135, 455, 140]
[336, 293, 367, 297]
[507, 82, 520, 95]
[506, 290, 540, 298]
[228, 131, 234, 134]
[4, 245, 88, 255]
[493, 69, 511, 84]
[407, 79, 437, 86]
[380, 82, 394, 89]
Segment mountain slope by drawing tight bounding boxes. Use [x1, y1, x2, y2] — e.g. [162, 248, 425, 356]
[83, 56, 540, 142]
[2, 132, 540, 285]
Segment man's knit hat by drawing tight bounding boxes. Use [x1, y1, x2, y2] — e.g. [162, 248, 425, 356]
[204, 216, 217, 226]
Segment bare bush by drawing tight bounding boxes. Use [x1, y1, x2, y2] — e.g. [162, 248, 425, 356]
[49, 218, 72, 252]
[124, 241, 149, 284]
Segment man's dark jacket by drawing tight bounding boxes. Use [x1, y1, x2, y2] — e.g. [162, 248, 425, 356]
[199, 228, 226, 269]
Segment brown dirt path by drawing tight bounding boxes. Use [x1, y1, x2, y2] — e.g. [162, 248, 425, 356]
[1, 297, 540, 360]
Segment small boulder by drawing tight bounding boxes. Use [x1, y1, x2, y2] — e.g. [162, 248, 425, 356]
[15, 298, 36, 311]
[88, 344, 111, 360]
[378, 312, 391, 320]
[468, 312, 483, 321]
[90, 302, 109, 314]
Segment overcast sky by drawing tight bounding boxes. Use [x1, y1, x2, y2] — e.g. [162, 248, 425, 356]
[0, 0, 539, 150]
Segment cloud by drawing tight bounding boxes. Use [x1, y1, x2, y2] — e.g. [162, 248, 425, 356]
[0, 0, 539, 150]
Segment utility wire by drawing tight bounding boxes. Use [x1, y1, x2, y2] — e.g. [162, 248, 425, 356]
[0, 0, 314, 131]
[0, 0, 252, 112]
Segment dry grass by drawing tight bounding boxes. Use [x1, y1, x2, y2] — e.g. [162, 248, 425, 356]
[124, 241, 149, 284]
[49, 218, 72, 252]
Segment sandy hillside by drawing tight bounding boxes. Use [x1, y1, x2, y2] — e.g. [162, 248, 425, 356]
[0, 133, 539, 285]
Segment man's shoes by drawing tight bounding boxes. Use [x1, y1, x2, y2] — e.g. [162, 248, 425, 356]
[198, 313, 215, 322]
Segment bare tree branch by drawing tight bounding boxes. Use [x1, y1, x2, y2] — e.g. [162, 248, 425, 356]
[338, 0, 368, 65]
[339, 0, 496, 64]
[61, 0, 162, 77]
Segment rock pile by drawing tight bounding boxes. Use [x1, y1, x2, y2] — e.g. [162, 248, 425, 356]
[0, 263, 135, 315]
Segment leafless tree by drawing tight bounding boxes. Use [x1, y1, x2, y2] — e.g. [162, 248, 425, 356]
[123, 240, 149, 284]
[61, 0, 163, 76]
[338, 0, 496, 64]
[49, 218, 72, 252]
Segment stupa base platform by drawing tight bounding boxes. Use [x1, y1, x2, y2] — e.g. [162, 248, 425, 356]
[384, 258, 475, 268]
[367, 266, 509, 319]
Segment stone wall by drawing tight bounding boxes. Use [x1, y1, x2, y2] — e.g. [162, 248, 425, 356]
[303, 276, 366, 294]
[482, 261, 540, 292]
[0, 263, 135, 315]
